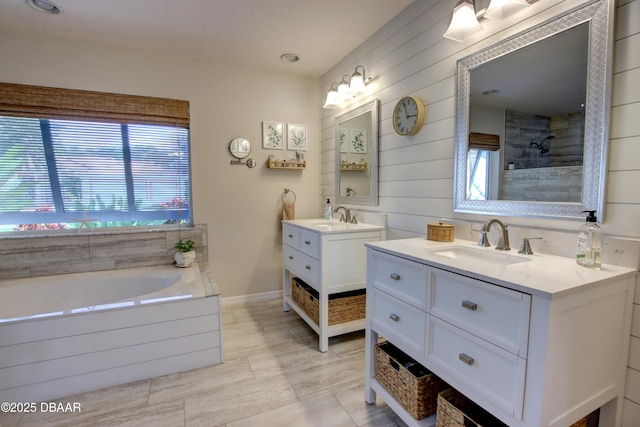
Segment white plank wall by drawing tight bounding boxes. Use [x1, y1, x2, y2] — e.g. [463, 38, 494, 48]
[321, 0, 640, 423]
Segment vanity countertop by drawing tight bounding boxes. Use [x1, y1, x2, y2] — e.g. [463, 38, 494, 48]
[366, 237, 637, 299]
[283, 219, 386, 234]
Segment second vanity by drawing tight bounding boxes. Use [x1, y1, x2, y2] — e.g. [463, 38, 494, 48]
[282, 218, 386, 352]
[364, 237, 637, 427]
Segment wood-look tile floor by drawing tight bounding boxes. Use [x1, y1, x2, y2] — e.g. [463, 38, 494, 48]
[1, 299, 407, 427]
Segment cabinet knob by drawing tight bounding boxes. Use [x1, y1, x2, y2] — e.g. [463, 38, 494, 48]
[305, 265, 311, 270]
[459, 353, 474, 365]
[462, 300, 478, 311]
[304, 240, 311, 245]
[389, 313, 400, 322]
[288, 234, 293, 238]
[288, 256, 294, 260]
[390, 273, 401, 281]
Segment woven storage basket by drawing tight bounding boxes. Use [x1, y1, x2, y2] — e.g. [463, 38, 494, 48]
[291, 277, 308, 311]
[375, 341, 448, 420]
[436, 388, 508, 427]
[427, 222, 455, 242]
[294, 277, 366, 325]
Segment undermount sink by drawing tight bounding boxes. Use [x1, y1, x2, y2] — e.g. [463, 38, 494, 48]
[426, 245, 531, 266]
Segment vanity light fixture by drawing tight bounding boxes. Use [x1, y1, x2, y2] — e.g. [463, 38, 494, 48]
[443, 0, 530, 42]
[322, 66, 369, 109]
[349, 66, 367, 96]
[337, 75, 352, 99]
[26, 0, 61, 14]
[322, 83, 341, 109]
[443, 0, 483, 42]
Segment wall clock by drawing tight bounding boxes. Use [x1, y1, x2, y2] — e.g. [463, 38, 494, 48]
[392, 96, 425, 136]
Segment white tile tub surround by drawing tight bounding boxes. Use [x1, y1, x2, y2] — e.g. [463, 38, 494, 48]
[0, 263, 222, 403]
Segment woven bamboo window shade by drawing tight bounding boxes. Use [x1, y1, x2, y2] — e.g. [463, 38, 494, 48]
[0, 82, 189, 128]
[468, 132, 500, 151]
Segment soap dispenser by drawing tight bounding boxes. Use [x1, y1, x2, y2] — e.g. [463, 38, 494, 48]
[324, 199, 333, 221]
[576, 210, 602, 269]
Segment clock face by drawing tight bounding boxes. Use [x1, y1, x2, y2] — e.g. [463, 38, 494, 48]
[393, 96, 423, 136]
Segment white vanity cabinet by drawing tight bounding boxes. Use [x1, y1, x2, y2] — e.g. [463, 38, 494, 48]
[364, 238, 637, 427]
[282, 219, 385, 352]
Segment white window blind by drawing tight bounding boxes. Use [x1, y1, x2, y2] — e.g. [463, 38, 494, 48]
[0, 83, 190, 232]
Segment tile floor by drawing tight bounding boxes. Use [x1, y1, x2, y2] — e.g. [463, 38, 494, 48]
[0, 299, 407, 427]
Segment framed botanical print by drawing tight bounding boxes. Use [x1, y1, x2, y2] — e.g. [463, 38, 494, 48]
[262, 121, 284, 149]
[350, 129, 367, 153]
[287, 123, 307, 151]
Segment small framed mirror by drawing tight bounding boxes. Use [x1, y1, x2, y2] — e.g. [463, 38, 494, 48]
[335, 99, 379, 206]
[229, 138, 251, 159]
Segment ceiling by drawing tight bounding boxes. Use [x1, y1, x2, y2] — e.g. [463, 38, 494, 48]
[0, 0, 414, 77]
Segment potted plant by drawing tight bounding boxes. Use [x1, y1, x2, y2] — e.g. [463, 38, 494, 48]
[174, 238, 196, 268]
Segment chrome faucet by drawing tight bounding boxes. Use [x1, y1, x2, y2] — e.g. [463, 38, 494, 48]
[334, 206, 352, 223]
[478, 219, 511, 251]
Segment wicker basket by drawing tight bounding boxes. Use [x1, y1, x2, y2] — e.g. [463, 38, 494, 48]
[427, 222, 455, 242]
[375, 341, 448, 420]
[292, 277, 366, 325]
[436, 388, 508, 427]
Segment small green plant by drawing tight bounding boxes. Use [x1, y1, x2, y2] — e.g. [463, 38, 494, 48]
[175, 238, 195, 252]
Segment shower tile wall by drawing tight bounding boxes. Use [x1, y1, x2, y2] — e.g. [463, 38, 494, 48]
[0, 224, 208, 280]
[504, 110, 585, 169]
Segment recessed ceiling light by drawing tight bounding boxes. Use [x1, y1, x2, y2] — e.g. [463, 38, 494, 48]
[26, 0, 61, 14]
[280, 53, 300, 63]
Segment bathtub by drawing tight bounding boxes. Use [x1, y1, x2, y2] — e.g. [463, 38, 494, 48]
[0, 265, 222, 403]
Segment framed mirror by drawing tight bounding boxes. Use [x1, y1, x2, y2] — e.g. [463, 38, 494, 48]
[229, 138, 251, 159]
[453, 0, 613, 220]
[335, 99, 379, 206]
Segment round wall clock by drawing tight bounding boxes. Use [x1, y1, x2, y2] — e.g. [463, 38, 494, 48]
[392, 96, 425, 136]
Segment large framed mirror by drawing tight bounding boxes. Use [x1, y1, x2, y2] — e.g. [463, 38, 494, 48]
[335, 99, 379, 206]
[453, 0, 613, 220]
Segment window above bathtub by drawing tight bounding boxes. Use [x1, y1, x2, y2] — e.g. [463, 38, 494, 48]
[0, 83, 191, 233]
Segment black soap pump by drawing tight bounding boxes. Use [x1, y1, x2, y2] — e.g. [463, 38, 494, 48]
[576, 210, 602, 269]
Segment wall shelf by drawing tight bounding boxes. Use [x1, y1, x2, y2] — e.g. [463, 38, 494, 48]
[267, 158, 306, 169]
[340, 163, 367, 171]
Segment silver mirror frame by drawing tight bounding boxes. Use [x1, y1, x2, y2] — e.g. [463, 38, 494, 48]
[453, 0, 613, 220]
[335, 99, 379, 206]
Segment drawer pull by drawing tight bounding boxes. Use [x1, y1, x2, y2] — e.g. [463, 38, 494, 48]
[389, 313, 400, 322]
[288, 234, 293, 238]
[462, 300, 478, 311]
[288, 256, 294, 260]
[305, 265, 311, 270]
[459, 353, 474, 365]
[304, 240, 311, 245]
[390, 273, 401, 281]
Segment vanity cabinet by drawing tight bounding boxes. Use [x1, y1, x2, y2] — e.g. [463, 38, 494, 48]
[282, 220, 385, 352]
[364, 239, 637, 427]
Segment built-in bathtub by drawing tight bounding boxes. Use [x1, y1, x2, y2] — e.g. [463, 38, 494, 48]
[0, 264, 223, 403]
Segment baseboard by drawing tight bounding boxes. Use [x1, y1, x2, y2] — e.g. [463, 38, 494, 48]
[221, 290, 282, 306]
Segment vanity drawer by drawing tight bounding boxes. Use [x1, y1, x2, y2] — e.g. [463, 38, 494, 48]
[427, 317, 526, 419]
[369, 250, 428, 310]
[298, 228, 320, 259]
[429, 268, 530, 357]
[283, 224, 299, 249]
[283, 246, 320, 286]
[370, 287, 426, 358]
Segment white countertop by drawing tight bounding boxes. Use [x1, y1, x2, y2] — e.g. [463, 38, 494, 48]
[283, 218, 386, 234]
[366, 238, 637, 299]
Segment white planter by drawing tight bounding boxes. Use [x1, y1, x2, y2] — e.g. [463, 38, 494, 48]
[174, 250, 196, 268]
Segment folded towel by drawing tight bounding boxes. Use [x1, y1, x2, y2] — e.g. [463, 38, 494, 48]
[282, 201, 295, 220]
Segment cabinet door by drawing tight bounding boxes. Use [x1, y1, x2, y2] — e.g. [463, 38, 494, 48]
[427, 316, 526, 419]
[369, 250, 428, 310]
[430, 268, 531, 357]
[370, 287, 426, 358]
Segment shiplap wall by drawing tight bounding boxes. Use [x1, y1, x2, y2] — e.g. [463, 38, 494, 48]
[320, 0, 640, 423]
